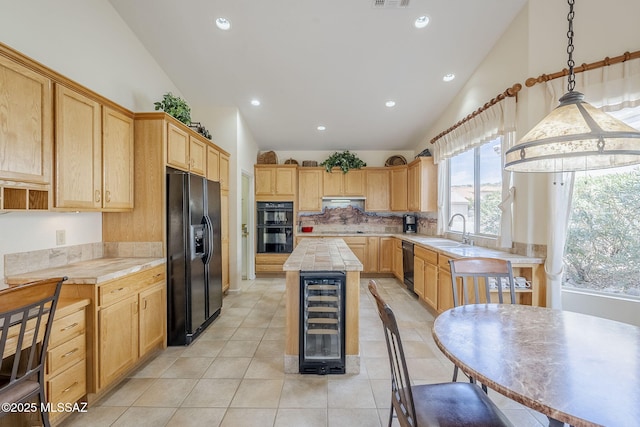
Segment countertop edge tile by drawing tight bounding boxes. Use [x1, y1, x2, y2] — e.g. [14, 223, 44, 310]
[5, 257, 166, 286]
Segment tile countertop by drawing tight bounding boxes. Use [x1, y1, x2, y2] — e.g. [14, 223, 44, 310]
[5, 257, 165, 286]
[283, 238, 364, 272]
[297, 232, 545, 264]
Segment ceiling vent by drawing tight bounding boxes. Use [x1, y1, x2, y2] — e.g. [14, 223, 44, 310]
[372, 0, 410, 8]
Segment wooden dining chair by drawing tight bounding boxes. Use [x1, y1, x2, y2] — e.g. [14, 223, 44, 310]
[0, 277, 66, 427]
[368, 280, 513, 427]
[449, 257, 516, 391]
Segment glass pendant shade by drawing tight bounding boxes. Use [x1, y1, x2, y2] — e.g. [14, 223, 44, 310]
[505, 91, 640, 172]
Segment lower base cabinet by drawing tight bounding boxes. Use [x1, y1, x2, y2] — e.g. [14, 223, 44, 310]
[45, 299, 89, 426]
[98, 267, 166, 391]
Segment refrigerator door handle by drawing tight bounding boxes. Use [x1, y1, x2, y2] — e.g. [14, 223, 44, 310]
[204, 215, 214, 265]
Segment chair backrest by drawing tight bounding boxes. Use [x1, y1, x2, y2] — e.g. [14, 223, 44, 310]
[0, 277, 65, 399]
[368, 280, 416, 427]
[449, 257, 516, 306]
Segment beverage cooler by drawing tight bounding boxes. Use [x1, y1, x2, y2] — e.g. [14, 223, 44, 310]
[299, 271, 346, 374]
[256, 202, 294, 253]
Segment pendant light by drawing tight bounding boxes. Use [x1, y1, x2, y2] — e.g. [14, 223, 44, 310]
[504, 0, 640, 172]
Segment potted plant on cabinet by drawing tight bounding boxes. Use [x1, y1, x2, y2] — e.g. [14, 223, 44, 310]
[320, 150, 366, 173]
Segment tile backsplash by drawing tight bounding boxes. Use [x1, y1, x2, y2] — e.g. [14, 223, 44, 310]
[298, 207, 437, 235]
[4, 242, 162, 277]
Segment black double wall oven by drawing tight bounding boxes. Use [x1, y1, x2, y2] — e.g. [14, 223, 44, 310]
[257, 202, 294, 253]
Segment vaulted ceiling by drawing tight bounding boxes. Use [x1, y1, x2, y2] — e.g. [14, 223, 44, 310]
[109, 0, 526, 151]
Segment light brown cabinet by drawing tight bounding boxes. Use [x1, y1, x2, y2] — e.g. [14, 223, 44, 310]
[365, 168, 390, 211]
[54, 85, 134, 211]
[323, 168, 365, 197]
[166, 122, 207, 176]
[390, 166, 408, 211]
[298, 168, 323, 211]
[0, 51, 52, 188]
[97, 266, 165, 392]
[45, 299, 88, 425]
[379, 237, 395, 273]
[219, 153, 230, 191]
[414, 245, 438, 310]
[207, 146, 220, 181]
[102, 106, 134, 210]
[255, 165, 297, 200]
[54, 84, 102, 209]
[392, 238, 403, 282]
[407, 157, 437, 212]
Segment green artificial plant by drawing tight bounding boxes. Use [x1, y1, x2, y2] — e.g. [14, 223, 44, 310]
[320, 150, 367, 173]
[154, 92, 192, 125]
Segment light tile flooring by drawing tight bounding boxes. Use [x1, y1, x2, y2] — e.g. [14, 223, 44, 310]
[62, 277, 549, 427]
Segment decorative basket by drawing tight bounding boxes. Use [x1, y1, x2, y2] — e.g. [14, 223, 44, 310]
[385, 155, 407, 166]
[302, 160, 318, 167]
[257, 151, 278, 164]
[284, 158, 299, 165]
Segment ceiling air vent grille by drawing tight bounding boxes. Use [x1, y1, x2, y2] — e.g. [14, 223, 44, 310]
[372, 0, 410, 8]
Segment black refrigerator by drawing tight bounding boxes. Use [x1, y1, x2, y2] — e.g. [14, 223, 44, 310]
[166, 167, 222, 346]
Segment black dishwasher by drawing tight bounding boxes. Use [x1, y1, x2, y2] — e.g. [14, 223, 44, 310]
[402, 241, 416, 296]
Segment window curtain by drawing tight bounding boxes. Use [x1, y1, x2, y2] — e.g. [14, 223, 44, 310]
[543, 57, 640, 309]
[432, 96, 516, 247]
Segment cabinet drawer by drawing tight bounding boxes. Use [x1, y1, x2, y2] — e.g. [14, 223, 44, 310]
[99, 280, 134, 306]
[99, 265, 165, 306]
[439, 254, 454, 271]
[415, 246, 438, 264]
[341, 236, 367, 245]
[47, 333, 86, 375]
[49, 309, 85, 348]
[47, 359, 86, 404]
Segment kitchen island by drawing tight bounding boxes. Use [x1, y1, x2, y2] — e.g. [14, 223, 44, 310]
[283, 238, 363, 374]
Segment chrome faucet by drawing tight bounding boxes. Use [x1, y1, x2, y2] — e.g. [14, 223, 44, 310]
[448, 213, 469, 244]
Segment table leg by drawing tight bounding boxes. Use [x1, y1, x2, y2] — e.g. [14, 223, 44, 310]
[547, 416, 564, 427]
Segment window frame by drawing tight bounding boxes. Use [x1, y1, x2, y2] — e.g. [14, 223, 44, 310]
[446, 137, 503, 239]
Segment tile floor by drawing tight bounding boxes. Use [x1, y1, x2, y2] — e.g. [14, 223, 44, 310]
[62, 276, 549, 427]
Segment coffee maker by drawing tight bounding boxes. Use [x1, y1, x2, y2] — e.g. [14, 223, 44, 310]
[403, 214, 417, 233]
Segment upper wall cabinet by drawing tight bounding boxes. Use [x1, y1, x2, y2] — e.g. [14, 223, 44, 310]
[166, 122, 206, 177]
[298, 168, 323, 211]
[365, 168, 390, 211]
[323, 168, 365, 197]
[407, 157, 437, 212]
[54, 84, 103, 210]
[255, 165, 297, 200]
[390, 165, 408, 211]
[102, 106, 134, 210]
[55, 85, 134, 211]
[0, 53, 52, 186]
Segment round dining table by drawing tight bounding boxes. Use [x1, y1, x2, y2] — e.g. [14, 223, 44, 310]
[432, 304, 640, 427]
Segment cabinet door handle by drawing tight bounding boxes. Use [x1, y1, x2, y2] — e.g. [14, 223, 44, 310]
[62, 348, 79, 358]
[62, 382, 79, 394]
[95, 190, 101, 202]
[143, 299, 148, 310]
[105, 190, 111, 203]
[60, 322, 79, 332]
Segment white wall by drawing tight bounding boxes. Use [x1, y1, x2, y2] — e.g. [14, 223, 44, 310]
[0, 0, 182, 280]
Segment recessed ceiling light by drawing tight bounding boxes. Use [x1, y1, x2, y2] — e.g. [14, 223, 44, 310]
[385, 100, 396, 108]
[443, 73, 455, 82]
[250, 99, 261, 106]
[215, 17, 231, 30]
[317, 125, 326, 131]
[414, 15, 430, 29]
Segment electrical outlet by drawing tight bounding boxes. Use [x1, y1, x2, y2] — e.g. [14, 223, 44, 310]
[56, 229, 66, 246]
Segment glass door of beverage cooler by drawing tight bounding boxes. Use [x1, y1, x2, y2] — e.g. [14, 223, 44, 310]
[299, 271, 346, 374]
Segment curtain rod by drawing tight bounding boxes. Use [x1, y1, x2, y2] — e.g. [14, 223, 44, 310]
[429, 83, 521, 145]
[525, 49, 640, 87]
